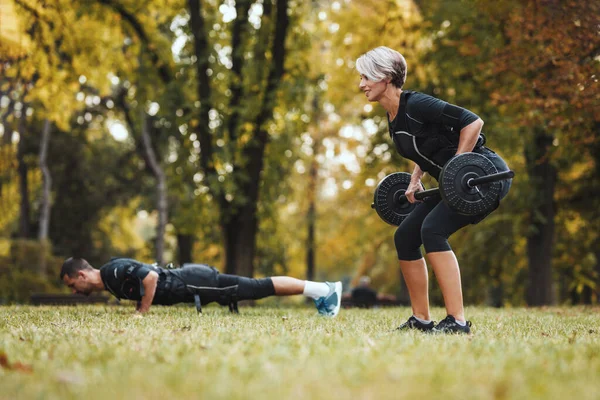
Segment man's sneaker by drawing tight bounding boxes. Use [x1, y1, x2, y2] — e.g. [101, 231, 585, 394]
[314, 281, 342, 317]
[431, 315, 472, 334]
[396, 315, 435, 332]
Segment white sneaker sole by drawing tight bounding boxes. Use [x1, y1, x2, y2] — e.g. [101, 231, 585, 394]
[330, 281, 343, 317]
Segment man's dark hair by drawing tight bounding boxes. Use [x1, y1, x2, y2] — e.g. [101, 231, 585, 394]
[60, 257, 93, 279]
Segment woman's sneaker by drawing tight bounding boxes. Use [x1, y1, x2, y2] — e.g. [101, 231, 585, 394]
[431, 315, 472, 334]
[396, 315, 435, 332]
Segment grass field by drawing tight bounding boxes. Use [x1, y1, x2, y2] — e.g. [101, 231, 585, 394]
[1, 305, 599, 400]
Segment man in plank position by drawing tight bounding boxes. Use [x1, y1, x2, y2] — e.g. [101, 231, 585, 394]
[60, 257, 342, 316]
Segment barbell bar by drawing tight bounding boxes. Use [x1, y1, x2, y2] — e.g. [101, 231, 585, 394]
[395, 169, 515, 205]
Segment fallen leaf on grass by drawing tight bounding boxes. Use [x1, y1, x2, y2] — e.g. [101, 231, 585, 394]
[12, 362, 34, 373]
[0, 352, 33, 374]
[0, 352, 8, 368]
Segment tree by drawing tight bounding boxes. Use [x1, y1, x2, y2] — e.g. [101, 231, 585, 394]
[186, 0, 292, 276]
[487, 0, 599, 305]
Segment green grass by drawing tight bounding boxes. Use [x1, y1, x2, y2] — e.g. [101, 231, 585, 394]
[1, 305, 599, 400]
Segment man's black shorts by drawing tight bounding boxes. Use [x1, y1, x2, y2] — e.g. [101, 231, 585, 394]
[154, 264, 275, 305]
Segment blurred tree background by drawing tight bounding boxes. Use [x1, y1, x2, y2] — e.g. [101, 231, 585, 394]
[0, 0, 598, 305]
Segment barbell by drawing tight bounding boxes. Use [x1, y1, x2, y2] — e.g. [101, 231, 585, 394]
[371, 152, 514, 226]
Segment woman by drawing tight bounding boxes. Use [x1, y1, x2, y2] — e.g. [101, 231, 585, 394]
[356, 46, 511, 334]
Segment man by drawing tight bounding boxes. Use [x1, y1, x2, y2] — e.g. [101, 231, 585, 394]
[350, 276, 378, 308]
[60, 257, 342, 316]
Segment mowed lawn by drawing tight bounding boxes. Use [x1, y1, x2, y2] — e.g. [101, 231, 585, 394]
[1, 305, 600, 400]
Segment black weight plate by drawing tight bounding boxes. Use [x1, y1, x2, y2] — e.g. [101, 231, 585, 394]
[373, 172, 417, 226]
[439, 153, 501, 216]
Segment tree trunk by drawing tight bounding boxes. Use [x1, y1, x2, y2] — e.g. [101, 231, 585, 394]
[141, 111, 167, 265]
[592, 123, 600, 304]
[595, 243, 600, 304]
[177, 233, 194, 265]
[306, 144, 319, 282]
[488, 261, 504, 307]
[305, 193, 316, 305]
[226, 0, 289, 277]
[226, 0, 252, 142]
[38, 119, 52, 241]
[580, 285, 592, 305]
[189, 0, 289, 276]
[38, 119, 52, 276]
[17, 110, 31, 238]
[187, 0, 215, 177]
[488, 278, 504, 308]
[306, 91, 323, 282]
[525, 129, 556, 306]
[1, 95, 15, 145]
[0, 143, 14, 199]
[223, 211, 258, 276]
[306, 199, 316, 281]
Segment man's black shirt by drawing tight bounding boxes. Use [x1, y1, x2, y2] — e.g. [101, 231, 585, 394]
[99, 258, 220, 304]
[99, 258, 154, 301]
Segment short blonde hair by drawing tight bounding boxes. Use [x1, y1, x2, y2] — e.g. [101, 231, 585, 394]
[356, 46, 407, 88]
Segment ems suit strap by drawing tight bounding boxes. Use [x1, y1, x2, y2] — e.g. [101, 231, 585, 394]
[100, 268, 121, 299]
[441, 103, 486, 147]
[441, 103, 464, 128]
[194, 294, 202, 314]
[186, 284, 240, 315]
[125, 265, 145, 297]
[228, 290, 239, 314]
[396, 91, 411, 132]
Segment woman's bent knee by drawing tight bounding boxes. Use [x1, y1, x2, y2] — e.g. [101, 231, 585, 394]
[395, 225, 423, 260]
[421, 222, 451, 254]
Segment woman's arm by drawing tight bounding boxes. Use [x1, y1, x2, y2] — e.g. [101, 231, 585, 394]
[406, 164, 425, 203]
[456, 118, 484, 154]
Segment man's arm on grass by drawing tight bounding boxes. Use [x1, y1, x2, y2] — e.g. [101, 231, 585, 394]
[136, 271, 159, 314]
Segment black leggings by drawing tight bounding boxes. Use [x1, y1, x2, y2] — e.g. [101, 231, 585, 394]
[395, 195, 478, 260]
[160, 265, 276, 304]
[395, 148, 511, 260]
[217, 274, 275, 301]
